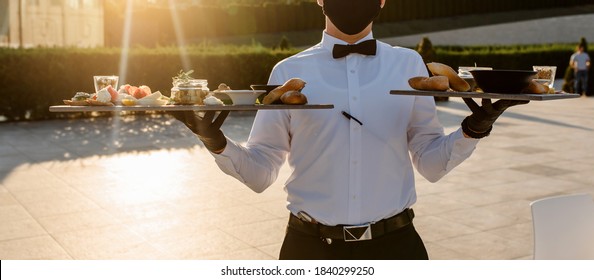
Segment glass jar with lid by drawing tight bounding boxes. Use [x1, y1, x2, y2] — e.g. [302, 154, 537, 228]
[170, 79, 210, 105]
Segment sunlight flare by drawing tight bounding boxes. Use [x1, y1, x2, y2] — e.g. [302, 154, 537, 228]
[168, 0, 191, 71]
[118, 0, 134, 85]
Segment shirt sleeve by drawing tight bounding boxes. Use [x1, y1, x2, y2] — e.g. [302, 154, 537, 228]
[212, 133, 288, 193]
[209, 66, 290, 193]
[407, 95, 479, 183]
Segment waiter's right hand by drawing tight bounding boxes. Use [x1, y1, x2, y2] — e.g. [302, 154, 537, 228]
[171, 110, 229, 153]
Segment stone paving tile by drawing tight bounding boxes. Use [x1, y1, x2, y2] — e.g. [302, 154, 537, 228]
[0, 154, 32, 173]
[476, 200, 534, 222]
[0, 204, 34, 224]
[0, 144, 21, 157]
[103, 202, 180, 223]
[252, 200, 291, 219]
[435, 188, 516, 207]
[479, 177, 585, 203]
[35, 209, 122, 234]
[2, 166, 72, 192]
[437, 231, 529, 260]
[206, 247, 276, 260]
[219, 218, 288, 248]
[18, 193, 101, 218]
[124, 215, 219, 242]
[202, 204, 280, 227]
[423, 242, 477, 260]
[0, 235, 72, 260]
[412, 193, 474, 216]
[414, 215, 481, 243]
[257, 243, 283, 259]
[0, 218, 47, 241]
[150, 229, 253, 259]
[487, 222, 534, 248]
[51, 224, 165, 260]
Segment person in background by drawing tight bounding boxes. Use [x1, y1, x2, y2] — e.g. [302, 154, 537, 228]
[174, 0, 527, 260]
[570, 44, 591, 95]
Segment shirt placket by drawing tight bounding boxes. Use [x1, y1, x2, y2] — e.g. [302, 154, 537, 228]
[346, 55, 363, 223]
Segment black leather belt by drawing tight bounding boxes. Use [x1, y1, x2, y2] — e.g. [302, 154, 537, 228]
[288, 208, 415, 242]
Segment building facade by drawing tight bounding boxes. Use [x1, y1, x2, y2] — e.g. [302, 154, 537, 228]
[0, 0, 104, 48]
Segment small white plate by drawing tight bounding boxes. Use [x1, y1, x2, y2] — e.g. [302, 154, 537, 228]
[220, 90, 266, 105]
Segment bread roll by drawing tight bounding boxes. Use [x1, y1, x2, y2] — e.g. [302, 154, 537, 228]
[427, 62, 471, 92]
[408, 76, 450, 91]
[262, 78, 307, 105]
[262, 86, 285, 104]
[280, 90, 308, 105]
[523, 80, 549, 94]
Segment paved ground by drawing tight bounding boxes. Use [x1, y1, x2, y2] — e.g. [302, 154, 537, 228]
[1, 93, 593, 260]
[383, 13, 594, 47]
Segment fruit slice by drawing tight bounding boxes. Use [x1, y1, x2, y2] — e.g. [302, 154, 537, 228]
[132, 87, 148, 99]
[121, 99, 137, 106]
[106, 85, 119, 102]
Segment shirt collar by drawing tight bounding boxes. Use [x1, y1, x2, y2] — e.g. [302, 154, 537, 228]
[321, 31, 375, 53]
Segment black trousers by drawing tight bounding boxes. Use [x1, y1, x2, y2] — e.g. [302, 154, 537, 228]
[279, 222, 429, 260]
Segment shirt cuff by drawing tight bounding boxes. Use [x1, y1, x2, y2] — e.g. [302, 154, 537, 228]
[211, 137, 243, 178]
[454, 127, 481, 146]
[447, 128, 480, 170]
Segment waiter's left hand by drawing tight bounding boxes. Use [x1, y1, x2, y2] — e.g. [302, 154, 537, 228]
[461, 98, 529, 138]
[170, 110, 230, 153]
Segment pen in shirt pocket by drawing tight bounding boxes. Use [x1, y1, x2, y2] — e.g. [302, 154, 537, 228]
[341, 111, 363, 126]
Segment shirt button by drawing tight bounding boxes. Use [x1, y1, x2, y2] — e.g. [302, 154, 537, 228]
[350, 70, 355, 74]
[352, 96, 357, 101]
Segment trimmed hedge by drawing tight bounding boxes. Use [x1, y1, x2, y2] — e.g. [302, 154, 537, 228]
[0, 43, 590, 122]
[434, 44, 577, 71]
[0, 46, 293, 121]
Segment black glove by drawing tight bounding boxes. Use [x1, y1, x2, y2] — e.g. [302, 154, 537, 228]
[171, 110, 230, 153]
[461, 98, 529, 138]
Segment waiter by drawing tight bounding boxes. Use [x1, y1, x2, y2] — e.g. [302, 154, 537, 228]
[175, 0, 526, 259]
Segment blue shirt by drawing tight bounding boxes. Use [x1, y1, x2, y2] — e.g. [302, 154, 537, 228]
[571, 51, 591, 71]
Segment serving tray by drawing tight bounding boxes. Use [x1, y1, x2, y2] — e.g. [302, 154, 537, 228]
[390, 90, 580, 101]
[49, 104, 334, 113]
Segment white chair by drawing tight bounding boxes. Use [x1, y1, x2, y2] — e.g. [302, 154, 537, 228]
[530, 193, 594, 260]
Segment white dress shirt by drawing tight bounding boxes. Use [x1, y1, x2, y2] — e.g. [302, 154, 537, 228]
[213, 32, 479, 226]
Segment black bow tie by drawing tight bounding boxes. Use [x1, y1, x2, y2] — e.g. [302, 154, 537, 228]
[332, 39, 377, 59]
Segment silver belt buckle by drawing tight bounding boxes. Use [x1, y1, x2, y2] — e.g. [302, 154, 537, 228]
[343, 223, 372, 242]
